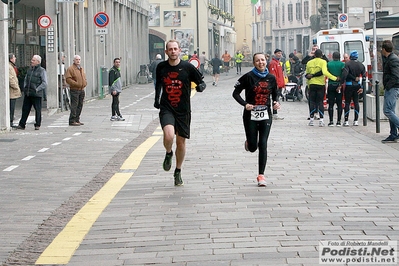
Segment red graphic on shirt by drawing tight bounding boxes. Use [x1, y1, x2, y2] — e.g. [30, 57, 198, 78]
[253, 81, 271, 105]
[163, 71, 183, 107]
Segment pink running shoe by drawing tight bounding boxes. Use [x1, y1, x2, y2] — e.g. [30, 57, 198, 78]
[257, 175, 266, 187]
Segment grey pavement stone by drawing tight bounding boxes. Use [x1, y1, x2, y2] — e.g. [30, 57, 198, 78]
[1, 69, 399, 265]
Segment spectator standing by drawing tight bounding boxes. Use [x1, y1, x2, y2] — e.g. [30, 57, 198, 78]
[149, 54, 163, 88]
[235, 51, 244, 75]
[109, 58, 125, 121]
[268, 49, 285, 120]
[210, 54, 223, 86]
[343, 53, 350, 62]
[153, 40, 206, 186]
[199, 51, 207, 75]
[181, 51, 189, 61]
[191, 51, 198, 59]
[340, 50, 366, 126]
[16, 55, 47, 130]
[221, 50, 231, 75]
[327, 52, 345, 126]
[380, 40, 399, 143]
[306, 49, 338, 127]
[285, 53, 295, 76]
[9, 53, 21, 127]
[65, 55, 87, 126]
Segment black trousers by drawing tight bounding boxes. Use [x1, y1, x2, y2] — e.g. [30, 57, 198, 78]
[19, 95, 42, 128]
[327, 84, 343, 122]
[309, 84, 325, 119]
[111, 93, 121, 117]
[344, 85, 360, 121]
[243, 113, 272, 175]
[10, 98, 17, 126]
[69, 89, 85, 124]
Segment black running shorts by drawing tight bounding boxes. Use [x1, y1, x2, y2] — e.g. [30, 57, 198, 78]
[159, 109, 191, 139]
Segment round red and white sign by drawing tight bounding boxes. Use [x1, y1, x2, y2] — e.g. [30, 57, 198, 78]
[94, 12, 109, 28]
[189, 58, 200, 69]
[38, 15, 52, 29]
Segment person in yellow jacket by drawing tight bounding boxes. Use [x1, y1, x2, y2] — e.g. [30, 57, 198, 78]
[305, 49, 338, 127]
[284, 53, 294, 76]
[181, 51, 189, 61]
[234, 51, 244, 75]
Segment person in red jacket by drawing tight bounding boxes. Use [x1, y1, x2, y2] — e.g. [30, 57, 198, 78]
[268, 49, 285, 120]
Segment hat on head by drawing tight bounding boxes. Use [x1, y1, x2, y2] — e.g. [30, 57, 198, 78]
[350, 50, 358, 60]
[156, 54, 162, 59]
[274, 49, 282, 54]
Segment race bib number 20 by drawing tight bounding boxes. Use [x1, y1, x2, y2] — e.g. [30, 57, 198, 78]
[251, 105, 269, 121]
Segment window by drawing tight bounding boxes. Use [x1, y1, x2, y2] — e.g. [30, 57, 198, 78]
[296, 2, 301, 21]
[344, 41, 365, 63]
[275, 5, 278, 26]
[320, 42, 339, 61]
[304, 1, 309, 19]
[282, 3, 285, 24]
[288, 3, 293, 22]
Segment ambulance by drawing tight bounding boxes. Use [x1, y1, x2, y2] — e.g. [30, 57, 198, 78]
[312, 28, 372, 91]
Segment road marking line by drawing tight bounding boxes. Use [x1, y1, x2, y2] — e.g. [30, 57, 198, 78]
[35, 134, 161, 265]
[38, 148, 49, 153]
[121, 136, 160, 170]
[3, 165, 19, 171]
[22, 156, 35, 161]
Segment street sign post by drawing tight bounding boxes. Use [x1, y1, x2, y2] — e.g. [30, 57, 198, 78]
[338, 13, 348, 29]
[94, 12, 109, 28]
[189, 58, 200, 69]
[56, 0, 85, 2]
[38, 15, 52, 29]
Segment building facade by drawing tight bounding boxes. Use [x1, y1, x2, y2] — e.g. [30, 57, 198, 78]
[1, 0, 149, 131]
[148, 0, 236, 62]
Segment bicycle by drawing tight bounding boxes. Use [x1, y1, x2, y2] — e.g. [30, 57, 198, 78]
[204, 62, 213, 75]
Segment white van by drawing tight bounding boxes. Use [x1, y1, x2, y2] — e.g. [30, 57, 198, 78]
[312, 28, 371, 75]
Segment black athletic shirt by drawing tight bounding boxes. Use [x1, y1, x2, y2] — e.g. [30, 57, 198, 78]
[233, 71, 278, 114]
[155, 60, 203, 116]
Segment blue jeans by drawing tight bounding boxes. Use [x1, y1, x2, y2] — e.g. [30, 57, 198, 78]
[383, 88, 399, 138]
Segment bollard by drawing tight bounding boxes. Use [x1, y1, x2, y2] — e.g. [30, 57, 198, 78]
[362, 78, 367, 126]
[375, 80, 380, 133]
[99, 67, 103, 99]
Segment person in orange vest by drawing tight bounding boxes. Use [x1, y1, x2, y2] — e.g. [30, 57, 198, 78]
[221, 50, 231, 75]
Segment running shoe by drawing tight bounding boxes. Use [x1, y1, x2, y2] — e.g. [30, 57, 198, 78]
[328, 122, 334, 127]
[174, 171, 184, 186]
[110, 116, 117, 121]
[319, 121, 325, 127]
[343, 121, 349, 127]
[308, 120, 314, 126]
[381, 136, 398, 143]
[336, 121, 341, 127]
[257, 175, 266, 187]
[163, 151, 173, 171]
[117, 116, 125, 121]
[353, 120, 358, 126]
[273, 114, 284, 120]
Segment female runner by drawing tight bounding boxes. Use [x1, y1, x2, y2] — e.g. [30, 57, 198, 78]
[232, 53, 280, 186]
